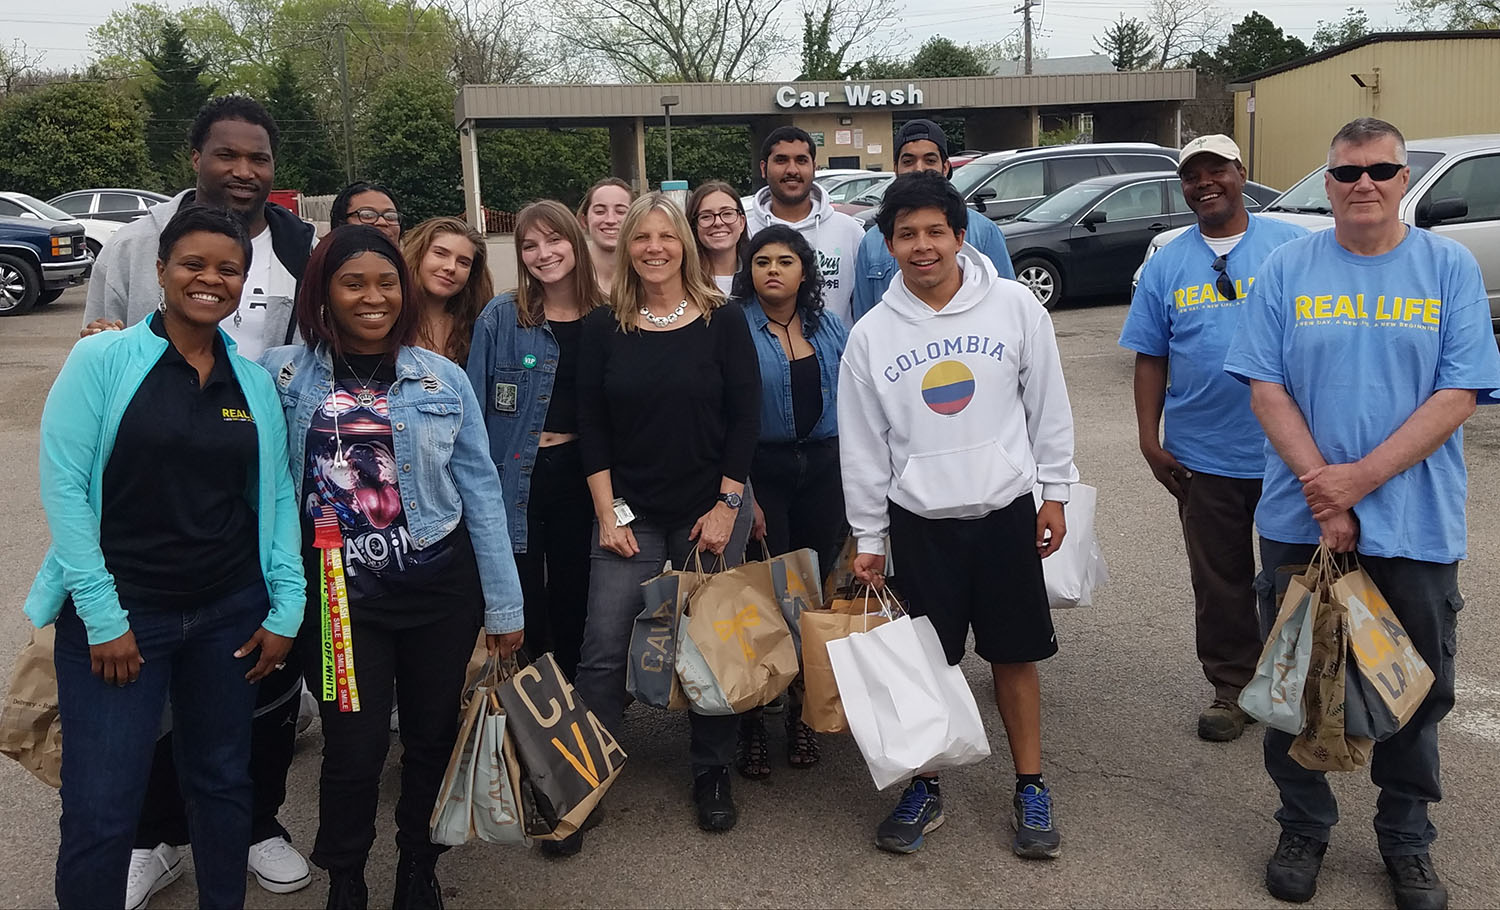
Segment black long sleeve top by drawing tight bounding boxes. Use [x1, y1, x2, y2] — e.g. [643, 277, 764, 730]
[578, 304, 761, 528]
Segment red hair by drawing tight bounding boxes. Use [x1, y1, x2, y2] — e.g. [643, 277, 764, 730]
[295, 225, 422, 356]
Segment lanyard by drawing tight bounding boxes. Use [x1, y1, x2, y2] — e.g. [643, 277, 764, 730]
[313, 507, 361, 712]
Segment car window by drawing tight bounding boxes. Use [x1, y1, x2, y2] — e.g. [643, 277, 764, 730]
[1421, 154, 1500, 224]
[51, 194, 94, 215]
[981, 161, 1044, 201]
[1093, 181, 1166, 221]
[1168, 182, 1192, 214]
[951, 160, 1001, 197]
[1047, 156, 1103, 190]
[99, 192, 142, 212]
[0, 199, 25, 217]
[1109, 154, 1177, 174]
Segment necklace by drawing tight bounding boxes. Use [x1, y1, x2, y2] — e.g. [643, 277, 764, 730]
[342, 356, 384, 408]
[761, 305, 797, 332]
[640, 299, 688, 327]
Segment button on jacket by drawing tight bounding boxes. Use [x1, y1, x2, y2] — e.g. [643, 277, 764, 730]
[258, 342, 525, 634]
[741, 297, 847, 442]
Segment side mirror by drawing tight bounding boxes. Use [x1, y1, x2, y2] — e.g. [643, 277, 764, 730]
[1416, 197, 1467, 228]
[1081, 209, 1107, 228]
[971, 187, 996, 214]
[18, 211, 40, 219]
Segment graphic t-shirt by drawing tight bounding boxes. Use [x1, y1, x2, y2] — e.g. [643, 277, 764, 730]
[224, 227, 298, 359]
[301, 353, 479, 623]
[1120, 215, 1308, 478]
[1224, 228, 1500, 562]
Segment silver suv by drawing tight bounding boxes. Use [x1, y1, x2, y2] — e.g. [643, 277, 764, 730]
[950, 143, 1180, 222]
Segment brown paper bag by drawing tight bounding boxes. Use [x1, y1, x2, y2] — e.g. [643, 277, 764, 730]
[801, 591, 894, 734]
[1333, 567, 1436, 733]
[1289, 595, 1372, 772]
[0, 625, 62, 789]
[679, 561, 800, 714]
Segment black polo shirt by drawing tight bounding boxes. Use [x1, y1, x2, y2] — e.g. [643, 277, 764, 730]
[100, 315, 263, 608]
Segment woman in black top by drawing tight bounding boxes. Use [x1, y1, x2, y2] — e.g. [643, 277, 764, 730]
[575, 192, 761, 843]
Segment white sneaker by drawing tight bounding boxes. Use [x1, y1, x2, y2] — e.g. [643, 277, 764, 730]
[297, 686, 318, 734]
[247, 836, 311, 894]
[126, 843, 183, 910]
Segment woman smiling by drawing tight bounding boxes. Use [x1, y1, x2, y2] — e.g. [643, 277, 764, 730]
[576, 177, 635, 294]
[400, 216, 492, 365]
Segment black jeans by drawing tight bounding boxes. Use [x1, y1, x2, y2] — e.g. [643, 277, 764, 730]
[513, 440, 593, 679]
[750, 437, 846, 574]
[296, 603, 480, 871]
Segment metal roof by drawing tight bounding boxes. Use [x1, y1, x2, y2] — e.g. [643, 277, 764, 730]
[1234, 30, 1500, 83]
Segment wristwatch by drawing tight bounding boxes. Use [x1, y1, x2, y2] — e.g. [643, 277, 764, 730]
[716, 491, 743, 510]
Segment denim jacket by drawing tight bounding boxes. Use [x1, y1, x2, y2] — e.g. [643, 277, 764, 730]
[466, 292, 562, 553]
[741, 297, 848, 442]
[257, 342, 525, 634]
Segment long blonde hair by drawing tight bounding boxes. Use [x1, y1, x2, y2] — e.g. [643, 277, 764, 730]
[609, 192, 725, 332]
[513, 200, 604, 329]
[400, 216, 492, 364]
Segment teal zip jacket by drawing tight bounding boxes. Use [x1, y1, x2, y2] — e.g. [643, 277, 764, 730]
[25, 316, 306, 645]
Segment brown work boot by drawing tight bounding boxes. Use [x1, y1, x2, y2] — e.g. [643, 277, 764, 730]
[1198, 699, 1249, 742]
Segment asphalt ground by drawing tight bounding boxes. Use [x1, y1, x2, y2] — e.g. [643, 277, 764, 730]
[1, 288, 1498, 909]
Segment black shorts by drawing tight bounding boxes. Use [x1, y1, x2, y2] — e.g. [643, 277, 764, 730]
[888, 495, 1057, 666]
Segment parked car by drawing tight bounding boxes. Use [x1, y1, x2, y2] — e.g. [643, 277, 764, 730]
[0, 192, 122, 257]
[47, 188, 171, 224]
[0, 214, 92, 316]
[741, 169, 884, 211]
[1132, 134, 1500, 326]
[950, 143, 1182, 223]
[835, 178, 893, 217]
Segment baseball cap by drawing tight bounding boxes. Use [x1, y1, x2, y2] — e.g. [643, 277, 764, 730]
[1178, 134, 1242, 174]
[896, 119, 949, 160]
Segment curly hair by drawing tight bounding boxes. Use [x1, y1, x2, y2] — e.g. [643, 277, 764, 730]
[189, 94, 279, 153]
[731, 224, 827, 335]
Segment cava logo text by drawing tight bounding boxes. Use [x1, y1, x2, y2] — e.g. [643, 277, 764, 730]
[776, 83, 926, 109]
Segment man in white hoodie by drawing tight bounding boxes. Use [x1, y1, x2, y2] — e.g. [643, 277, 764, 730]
[840, 171, 1077, 860]
[745, 126, 867, 328]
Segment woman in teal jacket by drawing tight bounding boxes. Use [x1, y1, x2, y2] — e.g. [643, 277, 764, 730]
[25, 205, 305, 910]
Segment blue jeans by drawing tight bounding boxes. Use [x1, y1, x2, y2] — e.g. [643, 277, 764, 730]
[53, 583, 267, 910]
[1255, 538, 1460, 856]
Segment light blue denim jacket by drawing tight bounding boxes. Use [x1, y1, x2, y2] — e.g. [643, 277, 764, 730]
[851, 209, 1015, 322]
[257, 343, 525, 634]
[741, 297, 848, 442]
[465, 292, 558, 553]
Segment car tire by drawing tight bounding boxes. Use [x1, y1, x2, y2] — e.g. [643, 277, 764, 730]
[37, 288, 65, 305]
[1014, 256, 1062, 309]
[0, 253, 40, 316]
[86, 238, 102, 258]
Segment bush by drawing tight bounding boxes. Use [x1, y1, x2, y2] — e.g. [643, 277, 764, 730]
[358, 73, 463, 223]
[0, 82, 156, 199]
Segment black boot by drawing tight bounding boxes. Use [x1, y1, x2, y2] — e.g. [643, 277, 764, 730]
[692, 766, 738, 832]
[392, 851, 444, 910]
[325, 866, 368, 910]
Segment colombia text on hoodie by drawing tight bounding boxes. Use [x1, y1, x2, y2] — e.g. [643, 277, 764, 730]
[746, 184, 867, 329]
[838, 246, 1078, 555]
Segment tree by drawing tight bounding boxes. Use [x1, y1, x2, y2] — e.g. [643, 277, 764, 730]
[1094, 15, 1158, 70]
[359, 73, 462, 222]
[1146, 0, 1221, 69]
[1209, 11, 1308, 80]
[264, 55, 344, 194]
[797, 0, 902, 80]
[546, 0, 787, 81]
[906, 36, 990, 77]
[0, 40, 46, 95]
[1400, 0, 1500, 27]
[979, 32, 1048, 70]
[0, 82, 155, 198]
[442, 0, 550, 84]
[1312, 7, 1371, 50]
[141, 21, 217, 192]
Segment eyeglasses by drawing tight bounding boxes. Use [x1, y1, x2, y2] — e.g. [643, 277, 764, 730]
[1327, 163, 1405, 183]
[1211, 254, 1237, 301]
[695, 209, 740, 227]
[350, 207, 403, 225]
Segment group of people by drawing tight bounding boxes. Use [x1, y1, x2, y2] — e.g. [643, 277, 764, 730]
[22, 86, 1490, 910]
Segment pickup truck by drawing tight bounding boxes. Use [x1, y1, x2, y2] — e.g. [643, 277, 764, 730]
[0, 213, 92, 316]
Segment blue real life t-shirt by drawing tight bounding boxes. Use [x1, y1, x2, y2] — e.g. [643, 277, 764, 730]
[1120, 215, 1309, 478]
[1223, 228, 1500, 563]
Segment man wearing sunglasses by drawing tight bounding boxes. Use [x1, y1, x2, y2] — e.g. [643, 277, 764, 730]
[1227, 118, 1500, 910]
[1119, 134, 1307, 744]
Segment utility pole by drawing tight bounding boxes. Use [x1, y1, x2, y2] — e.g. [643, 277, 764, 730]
[337, 24, 356, 182]
[1015, 0, 1037, 75]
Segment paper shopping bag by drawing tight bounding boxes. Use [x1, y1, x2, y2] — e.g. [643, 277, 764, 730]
[0, 625, 61, 789]
[800, 589, 894, 734]
[822, 535, 858, 605]
[431, 663, 528, 847]
[1033, 484, 1108, 609]
[1239, 564, 1320, 734]
[1333, 567, 1436, 735]
[1289, 595, 1372, 772]
[764, 545, 822, 656]
[498, 653, 626, 841]
[678, 561, 800, 715]
[627, 559, 707, 710]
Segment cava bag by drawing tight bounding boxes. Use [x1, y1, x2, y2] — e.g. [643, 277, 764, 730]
[1288, 595, 1373, 772]
[1333, 566, 1435, 736]
[763, 545, 822, 657]
[627, 560, 707, 710]
[800, 589, 896, 734]
[677, 561, 800, 715]
[0, 625, 61, 789]
[1239, 564, 1320, 734]
[1033, 483, 1108, 609]
[430, 662, 528, 847]
[497, 653, 627, 841]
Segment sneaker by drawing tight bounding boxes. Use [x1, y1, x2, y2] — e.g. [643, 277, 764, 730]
[1012, 784, 1062, 859]
[875, 778, 944, 854]
[1198, 700, 1250, 742]
[248, 835, 312, 894]
[325, 866, 368, 910]
[297, 686, 318, 735]
[125, 843, 183, 910]
[1384, 853, 1448, 910]
[392, 851, 444, 910]
[1265, 831, 1328, 903]
[692, 766, 738, 832]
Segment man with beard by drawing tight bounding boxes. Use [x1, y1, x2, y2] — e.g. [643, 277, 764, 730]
[79, 95, 317, 907]
[745, 126, 866, 328]
[82, 94, 315, 360]
[1119, 135, 1307, 744]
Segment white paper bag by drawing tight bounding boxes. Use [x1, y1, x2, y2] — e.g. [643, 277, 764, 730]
[1034, 483, 1108, 609]
[826, 615, 991, 790]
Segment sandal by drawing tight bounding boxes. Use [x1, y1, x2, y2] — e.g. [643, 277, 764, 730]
[736, 712, 772, 779]
[787, 719, 820, 769]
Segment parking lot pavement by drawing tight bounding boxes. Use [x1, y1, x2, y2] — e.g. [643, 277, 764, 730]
[2, 288, 1498, 909]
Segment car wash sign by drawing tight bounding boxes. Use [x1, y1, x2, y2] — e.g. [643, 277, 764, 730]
[775, 83, 926, 109]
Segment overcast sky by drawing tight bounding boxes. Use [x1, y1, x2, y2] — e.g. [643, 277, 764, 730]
[3, 0, 1414, 75]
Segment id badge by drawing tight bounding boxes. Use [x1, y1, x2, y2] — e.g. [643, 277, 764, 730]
[612, 497, 636, 527]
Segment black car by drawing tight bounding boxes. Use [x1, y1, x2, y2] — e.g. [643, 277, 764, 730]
[1001, 171, 1282, 307]
[0, 214, 92, 316]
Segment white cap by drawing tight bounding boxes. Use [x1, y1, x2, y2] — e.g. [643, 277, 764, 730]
[1178, 134, 1242, 174]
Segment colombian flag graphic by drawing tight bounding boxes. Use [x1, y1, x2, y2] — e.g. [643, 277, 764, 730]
[920, 360, 975, 415]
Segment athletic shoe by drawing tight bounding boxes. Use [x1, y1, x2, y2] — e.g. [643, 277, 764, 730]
[392, 851, 444, 910]
[692, 766, 738, 832]
[325, 867, 368, 910]
[126, 843, 183, 910]
[1265, 831, 1327, 903]
[1012, 784, 1062, 859]
[875, 778, 944, 854]
[248, 836, 312, 894]
[1384, 853, 1448, 910]
[1198, 700, 1250, 742]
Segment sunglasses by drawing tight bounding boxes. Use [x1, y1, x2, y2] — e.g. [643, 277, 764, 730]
[1211, 254, 1237, 301]
[1327, 163, 1405, 183]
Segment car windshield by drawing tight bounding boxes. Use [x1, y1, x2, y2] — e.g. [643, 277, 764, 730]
[14, 194, 75, 221]
[851, 181, 891, 205]
[1265, 150, 1443, 214]
[1013, 182, 1103, 223]
[950, 159, 1004, 197]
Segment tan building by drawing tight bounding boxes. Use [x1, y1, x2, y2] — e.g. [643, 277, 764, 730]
[453, 72, 1195, 228]
[1231, 31, 1500, 189]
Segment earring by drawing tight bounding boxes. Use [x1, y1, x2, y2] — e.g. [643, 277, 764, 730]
[233, 308, 243, 328]
[157, 288, 166, 315]
[320, 304, 328, 325]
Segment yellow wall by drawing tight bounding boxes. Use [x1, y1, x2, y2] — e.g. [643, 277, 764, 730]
[787, 111, 896, 171]
[1233, 38, 1500, 189]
